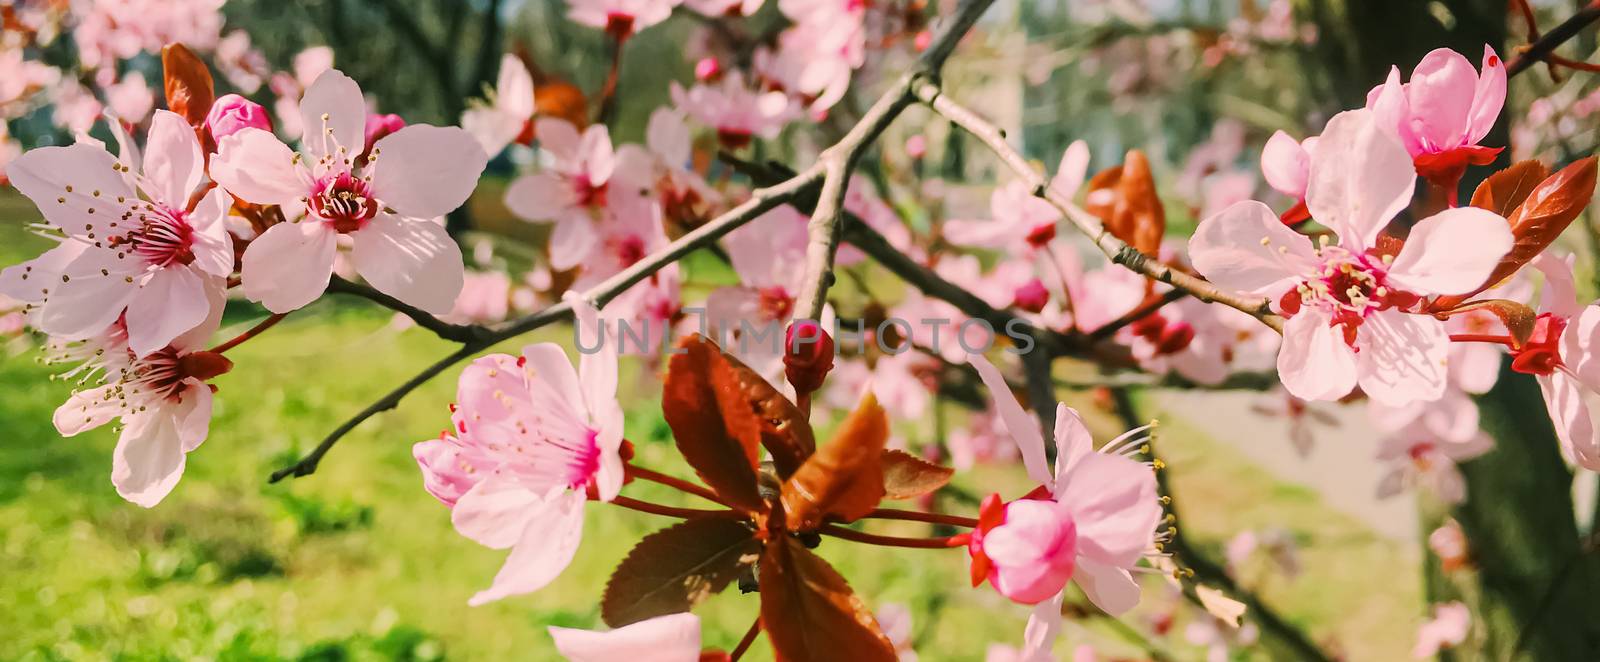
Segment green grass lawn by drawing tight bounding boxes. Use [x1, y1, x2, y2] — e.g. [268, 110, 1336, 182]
[0, 191, 1420, 660]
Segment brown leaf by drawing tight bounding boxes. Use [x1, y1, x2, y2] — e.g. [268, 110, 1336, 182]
[161, 43, 215, 128]
[780, 392, 888, 530]
[759, 536, 897, 662]
[535, 79, 589, 131]
[1084, 165, 1122, 227]
[1438, 158, 1596, 310]
[1470, 160, 1551, 217]
[880, 450, 953, 499]
[1115, 150, 1165, 256]
[662, 334, 768, 513]
[601, 518, 760, 627]
[1438, 299, 1539, 347]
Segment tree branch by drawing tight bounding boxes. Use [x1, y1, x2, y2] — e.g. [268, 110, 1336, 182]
[326, 276, 491, 344]
[792, 0, 998, 321]
[1507, 1, 1600, 77]
[910, 80, 1285, 333]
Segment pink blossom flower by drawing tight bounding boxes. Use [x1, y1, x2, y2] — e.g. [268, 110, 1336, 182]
[462, 54, 536, 157]
[206, 94, 273, 141]
[414, 293, 623, 604]
[1412, 602, 1470, 658]
[703, 205, 809, 371]
[1503, 253, 1600, 470]
[946, 406, 1020, 471]
[215, 30, 271, 94]
[566, 0, 677, 37]
[48, 284, 228, 507]
[104, 72, 155, 124]
[211, 69, 487, 314]
[1370, 391, 1491, 504]
[671, 72, 800, 149]
[5, 111, 233, 355]
[968, 354, 1163, 618]
[615, 107, 722, 227]
[1368, 46, 1505, 194]
[52, 80, 104, 134]
[441, 270, 513, 325]
[943, 142, 1088, 255]
[505, 119, 645, 271]
[548, 612, 702, 662]
[1249, 387, 1337, 457]
[0, 47, 60, 115]
[1259, 130, 1317, 223]
[270, 47, 336, 138]
[1189, 108, 1513, 406]
[1428, 519, 1469, 571]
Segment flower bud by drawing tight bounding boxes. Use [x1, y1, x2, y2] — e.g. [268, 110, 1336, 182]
[784, 320, 835, 395]
[695, 57, 722, 82]
[967, 493, 1078, 604]
[364, 112, 407, 154]
[205, 94, 271, 141]
[1011, 278, 1050, 313]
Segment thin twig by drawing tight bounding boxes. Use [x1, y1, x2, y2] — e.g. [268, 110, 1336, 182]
[730, 617, 762, 661]
[210, 313, 287, 354]
[1507, 1, 1600, 77]
[608, 495, 744, 520]
[327, 276, 489, 344]
[818, 525, 969, 549]
[1088, 289, 1190, 342]
[792, 0, 999, 321]
[275, 0, 1004, 483]
[910, 81, 1285, 333]
[865, 507, 979, 528]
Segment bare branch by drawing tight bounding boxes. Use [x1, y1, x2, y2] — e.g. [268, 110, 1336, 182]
[910, 79, 1286, 333]
[1088, 289, 1190, 342]
[326, 276, 491, 345]
[1507, 1, 1600, 77]
[793, 0, 998, 321]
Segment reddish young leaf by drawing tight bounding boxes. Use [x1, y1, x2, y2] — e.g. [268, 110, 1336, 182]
[734, 351, 815, 479]
[1470, 160, 1551, 217]
[1114, 150, 1165, 256]
[1438, 298, 1539, 348]
[759, 536, 897, 662]
[161, 43, 215, 128]
[662, 334, 768, 513]
[601, 518, 760, 627]
[780, 392, 889, 530]
[1084, 165, 1122, 229]
[1441, 157, 1596, 309]
[535, 78, 589, 131]
[880, 449, 954, 500]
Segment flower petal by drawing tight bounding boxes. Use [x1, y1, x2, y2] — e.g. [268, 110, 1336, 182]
[351, 215, 464, 316]
[469, 489, 586, 605]
[1073, 557, 1142, 616]
[54, 385, 119, 437]
[1541, 373, 1600, 470]
[1260, 131, 1309, 197]
[240, 220, 338, 313]
[112, 411, 186, 508]
[1189, 200, 1317, 298]
[1356, 310, 1448, 406]
[1405, 48, 1478, 152]
[548, 217, 599, 271]
[36, 249, 140, 340]
[1466, 45, 1506, 144]
[6, 143, 136, 238]
[549, 613, 702, 662]
[1277, 310, 1358, 401]
[298, 69, 367, 160]
[210, 127, 308, 208]
[124, 266, 210, 357]
[969, 352, 1053, 491]
[142, 110, 204, 206]
[1386, 207, 1511, 296]
[1305, 109, 1414, 251]
[370, 124, 488, 219]
[505, 172, 579, 223]
[452, 472, 548, 549]
[1054, 452, 1160, 568]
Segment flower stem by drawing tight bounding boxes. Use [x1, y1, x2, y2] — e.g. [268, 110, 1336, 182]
[626, 465, 731, 506]
[1450, 333, 1517, 347]
[729, 617, 762, 661]
[818, 524, 969, 549]
[864, 507, 979, 528]
[608, 495, 743, 520]
[210, 313, 288, 354]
